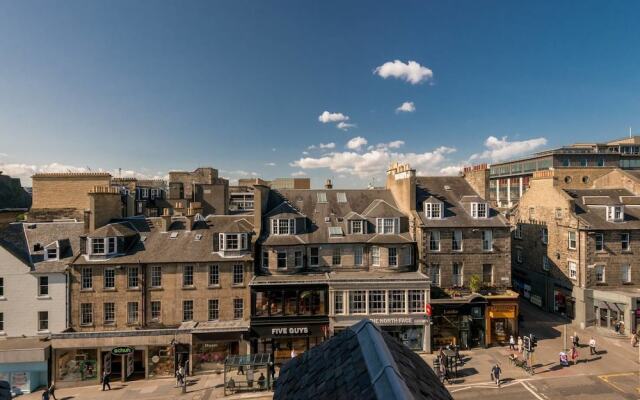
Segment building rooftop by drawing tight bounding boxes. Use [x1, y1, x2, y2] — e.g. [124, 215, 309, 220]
[275, 319, 452, 400]
[565, 188, 640, 230]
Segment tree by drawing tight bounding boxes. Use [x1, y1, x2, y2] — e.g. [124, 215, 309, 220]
[469, 275, 482, 293]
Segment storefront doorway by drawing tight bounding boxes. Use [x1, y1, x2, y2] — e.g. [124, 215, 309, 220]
[431, 303, 486, 350]
[101, 352, 122, 381]
[127, 350, 145, 381]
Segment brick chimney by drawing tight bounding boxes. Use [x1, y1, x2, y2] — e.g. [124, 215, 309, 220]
[88, 186, 122, 232]
[160, 208, 172, 232]
[462, 163, 490, 200]
[325, 179, 333, 189]
[185, 208, 195, 231]
[385, 162, 416, 214]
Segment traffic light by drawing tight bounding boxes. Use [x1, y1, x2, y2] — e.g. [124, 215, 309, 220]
[523, 336, 531, 352]
[530, 334, 538, 350]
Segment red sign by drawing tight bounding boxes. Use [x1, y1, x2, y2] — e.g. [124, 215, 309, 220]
[425, 303, 432, 317]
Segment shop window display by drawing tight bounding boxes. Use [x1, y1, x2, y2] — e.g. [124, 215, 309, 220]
[381, 326, 424, 350]
[193, 342, 236, 372]
[56, 349, 98, 382]
[147, 346, 174, 378]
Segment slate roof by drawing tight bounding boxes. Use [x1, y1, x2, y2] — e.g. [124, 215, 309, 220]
[275, 319, 452, 400]
[416, 177, 508, 228]
[262, 189, 412, 246]
[90, 222, 138, 238]
[0, 221, 84, 273]
[74, 215, 255, 265]
[565, 188, 640, 230]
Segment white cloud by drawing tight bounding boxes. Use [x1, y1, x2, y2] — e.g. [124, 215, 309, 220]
[346, 136, 368, 150]
[396, 102, 416, 113]
[318, 111, 350, 124]
[387, 140, 405, 149]
[291, 170, 307, 177]
[470, 136, 548, 162]
[374, 60, 433, 85]
[320, 142, 335, 149]
[272, 148, 276, 152]
[265, 162, 276, 167]
[439, 165, 464, 176]
[337, 121, 356, 131]
[0, 153, 8, 157]
[290, 146, 455, 178]
[302, 151, 309, 155]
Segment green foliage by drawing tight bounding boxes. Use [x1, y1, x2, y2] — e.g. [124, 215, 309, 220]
[469, 275, 482, 293]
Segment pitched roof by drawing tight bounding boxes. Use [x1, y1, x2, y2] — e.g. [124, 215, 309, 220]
[275, 319, 452, 400]
[416, 176, 508, 228]
[90, 222, 138, 238]
[565, 188, 640, 230]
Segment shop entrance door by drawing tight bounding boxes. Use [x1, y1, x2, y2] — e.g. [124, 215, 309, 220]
[102, 352, 122, 382]
[126, 350, 146, 381]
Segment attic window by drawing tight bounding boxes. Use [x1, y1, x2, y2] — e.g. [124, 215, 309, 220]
[33, 243, 43, 252]
[328, 226, 344, 237]
[337, 192, 347, 203]
[425, 202, 443, 219]
[606, 205, 624, 222]
[350, 220, 364, 234]
[170, 232, 179, 239]
[45, 243, 59, 261]
[471, 202, 488, 219]
[195, 234, 203, 241]
[444, 185, 451, 190]
[140, 236, 147, 242]
[324, 217, 331, 223]
[317, 192, 327, 203]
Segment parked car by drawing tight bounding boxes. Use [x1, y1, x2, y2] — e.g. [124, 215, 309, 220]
[0, 380, 11, 400]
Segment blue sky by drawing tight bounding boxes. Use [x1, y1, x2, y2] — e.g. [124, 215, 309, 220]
[1, 1, 640, 186]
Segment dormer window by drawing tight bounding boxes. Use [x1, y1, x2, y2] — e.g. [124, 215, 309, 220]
[350, 220, 365, 234]
[44, 242, 59, 261]
[376, 218, 399, 234]
[219, 233, 248, 251]
[425, 202, 443, 219]
[471, 202, 488, 219]
[271, 218, 296, 235]
[606, 205, 624, 222]
[89, 237, 118, 255]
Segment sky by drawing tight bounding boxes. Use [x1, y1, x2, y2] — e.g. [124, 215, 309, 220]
[1, 1, 640, 187]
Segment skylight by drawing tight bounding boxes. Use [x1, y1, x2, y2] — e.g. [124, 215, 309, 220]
[317, 192, 327, 203]
[195, 234, 203, 241]
[170, 232, 179, 239]
[328, 226, 344, 237]
[337, 192, 347, 203]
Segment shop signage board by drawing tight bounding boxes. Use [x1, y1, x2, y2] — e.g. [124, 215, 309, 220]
[271, 326, 309, 336]
[530, 295, 543, 307]
[370, 317, 418, 325]
[111, 346, 134, 356]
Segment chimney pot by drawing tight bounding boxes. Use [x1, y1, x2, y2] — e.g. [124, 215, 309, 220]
[325, 179, 333, 189]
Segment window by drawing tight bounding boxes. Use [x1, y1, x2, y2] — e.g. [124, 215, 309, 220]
[482, 230, 493, 251]
[388, 247, 398, 267]
[597, 158, 605, 167]
[38, 276, 49, 296]
[452, 263, 463, 286]
[516, 248, 523, 263]
[294, 251, 303, 267]
[208, 265, 219, 286]
[107, 237, 116, 254]
[595, 233, 604, 252]
[104, 303, 115, 324]
[219, 233, 248, 251]
[354, 247, 363, 266]
[542, 256, 550, 271]
[317, 192, 327, 203]
[429, 264, 440, 286]
[91, 238, 105, 254]
[38, 311, 48, 331]
[104, 268, 115, 289]
[128, 266, 139, 288]
[409, 290, 424, 313]
[183, 300, 194, 321]
[389, 290, 406, 313]
[0, 277, 3, 297]
[581, 159, 588, 167]
[376, 218, 399, 234]
[328, 226, 344, 237]
[568, 231, 577, 249]
[337, 192, 347, 203]
[208, 299, 219, 320]
[369, 290, 386, 314]
[81, 268, 92, 290]
[606, 206, 624, 222]
[45, 247, 58, 261]
[310, 247, 319, 267]
[514, 224, 522, 239]
[349, 291, 366, 314]
[261, 250, 269, 269]
[233, 298, 244, 319]
[350, 220, 364, 234]
[622, 233, 630, 251]
[334, 292, 344, 315]
[233, 264, 244, 285]
[562, 159, 570, 167]
[127, 302, 139, 324]
[429, 231, 440, 251]
[452, 230, 462, 251]
[80, 303, 93, 325]
[141, 188, 149, 198]
[402, 246, 412, 265]
[595, 265, 605, 283]
[555, 208, 563, 219]
[541, 228, 548, 244]
[151, 301, 161, 321]
[471, 203, 488, 218]
[151, 266, 162, 287]
[271, 219, 296, 235]
[183, 266, 194, 286]
[332, 247, 341, 266]
[569, 261, 577, 279]
[622, 265, 631, 283]
[372, 246, 380, 266]
[529, 207, 536, 220]
[425, 202, 442, 219]
[482, 264, 493, 285]
[277, 252, 287, 269]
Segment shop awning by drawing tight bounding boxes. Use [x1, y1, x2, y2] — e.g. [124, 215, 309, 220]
[191, 320, 250, 334]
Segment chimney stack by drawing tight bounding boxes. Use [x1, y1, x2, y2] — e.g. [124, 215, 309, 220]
[325, 179, 333, 189]
[160, 208, 172, 232]
[185, 207, 195, 231]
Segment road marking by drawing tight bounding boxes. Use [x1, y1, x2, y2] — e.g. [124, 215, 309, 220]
[521, 381, 545, 400]
[598, 371, 639, 394]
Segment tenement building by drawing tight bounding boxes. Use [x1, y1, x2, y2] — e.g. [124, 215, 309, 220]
[251, 181, 430, 362]
[414, 175, 517, 350]
[51, 186, 254, 387]
[515, 169, 640, 335]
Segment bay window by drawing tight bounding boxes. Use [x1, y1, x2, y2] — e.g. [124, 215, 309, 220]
[376, 218, 399, 234]
[271, 218, 296, 235]
[471, 202, 488, 218]
[219, 233, 249, 251]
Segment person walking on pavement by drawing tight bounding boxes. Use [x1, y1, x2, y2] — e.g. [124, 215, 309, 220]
[101, 369, 111, 391]
[631, 331, 638, 347]
[491, 363, 502, 387]
[48, 382, 57, 400]
[570, 345, 579, 364]
[509, 335, 516, 350]
[573, 332, 580, 347]
[589, 337, 597, 355]
[518, 336, 524, 353]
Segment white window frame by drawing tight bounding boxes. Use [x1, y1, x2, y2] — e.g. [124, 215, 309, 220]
[452, 230, 463, 251]
[350, 220, 364, 234]
[429, 231, 441, 252]
[310, 247, 319, 267]
[150, 301, 161, 321]
[471, 202, 488, 219]
[621, 264, 631, 283]
[371, 246, 380, 266]
[482, 230, 493, 251]
[349, 290, 367, 314]
[389, 290, 406, 314]
[568, 231, 577, 250]
[332, 247, 341, 266]
[388, 247, 398, 267]
[209, 265, 219, 286]
[232, 264, 244, 285]
[425, 202, 443, 219]
[151, 266, 162, 288]
[261, 250, 269, 269]
[277, 251, 287, 269]
[127, 302, 139, 324]
[354, 247, 363, 266]
[104, 302, 116, 324]
[104, 268, 115, 289]
[219, 233, 248, 251]
[80, 303, 93, 325]
[541, 228, 548, 244]
[429, 265, 440, 287]
[183, 300, 194, 321]
[81, 267, 92, 290]
[368, 290, 386, 314]
[606, 205, 624, 222]
[595, 265, 605, 283]
[127, 266, 139, 289]
[409, 290, 424, 313]
[271, 219, 296, 235]
[568, 261, 577, 280]
[233, 298, 244, 320]
[595, 233, 604, 252]
[44, 243, 59, 261]
[514, 224, 522, 239]
[182, 265, 194, 287]
[208, 299, 219, 321]
[38, 276, 49, 296]
[452, 263, 463, 287]
[376, 218, 399, 235]
[621, 233, 630, 251]
[38, 311, 49, 332]
[334, 292, 344, 315]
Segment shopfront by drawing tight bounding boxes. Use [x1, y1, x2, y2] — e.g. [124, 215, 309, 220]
[251, 321, 329, 364]
[191, 326, 249, 374]
[334, 316, 427, 351]
[591, 289, 640, 336]
[431, 299, 486, 350]
[554, 286, 575, 319]
[0, 338, 51, 395]
[485, 292, 519, 346]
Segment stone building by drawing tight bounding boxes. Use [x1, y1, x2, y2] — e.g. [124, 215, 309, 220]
[515, 169, 640, 335]
[51, 187, 254, 387]
[168, 167, 229, 216]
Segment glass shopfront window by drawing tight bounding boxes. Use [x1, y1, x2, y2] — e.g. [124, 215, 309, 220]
[148, 345, 174, 378]
[253, 288, 327, 318]
[381, 326, 424, 350]
[56, 349, 98, 382]
[193, 342, 238, 372]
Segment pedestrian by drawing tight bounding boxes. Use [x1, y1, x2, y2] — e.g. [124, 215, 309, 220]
[237, 365, 245, 375]
[178, 365, 185, 386]
[439, 358, 448, 384]
[290, 348, 296, 358]
[48, 382, 57, 400]
[268, 361, 276, 381]
[570, 345, 579, 364]
[632, 332, 639, 347]
[101, 369, 111, 391]
[509, 335, 516, 350]
[491, 363, 502, 387]
[589, 337, 597, 355]
[41, 389, 49, 400]
[518, 336, 524, 353]
[573, 332, 580, 347]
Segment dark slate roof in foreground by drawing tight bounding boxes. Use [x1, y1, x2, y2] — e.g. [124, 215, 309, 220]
[275, 319, 452, 400]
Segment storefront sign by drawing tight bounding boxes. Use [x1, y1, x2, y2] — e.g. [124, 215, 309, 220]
[111, 346, 134, 356]
[488, 305, 516, 319]
[370, 317, 417, 325]
[530, 295, 543, 307]
[271, 327, 309, 336]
